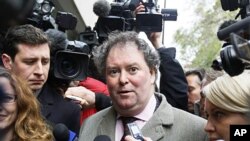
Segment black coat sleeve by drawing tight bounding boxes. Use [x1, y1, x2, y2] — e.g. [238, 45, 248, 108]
[95, 93, 112, 111]
[157, 47, 188, 111]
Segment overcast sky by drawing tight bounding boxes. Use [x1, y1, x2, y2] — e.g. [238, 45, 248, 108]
[160, 0, 194, 47]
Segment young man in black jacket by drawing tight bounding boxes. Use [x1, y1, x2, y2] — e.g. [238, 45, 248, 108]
[1, 24, 81, 134]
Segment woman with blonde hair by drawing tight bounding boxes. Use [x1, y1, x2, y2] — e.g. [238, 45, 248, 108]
[0, 67, 54, 141]
[203, 70, 250, 141]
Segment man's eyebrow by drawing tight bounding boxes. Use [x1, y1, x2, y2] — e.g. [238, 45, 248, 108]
[106, 66, 117, 69]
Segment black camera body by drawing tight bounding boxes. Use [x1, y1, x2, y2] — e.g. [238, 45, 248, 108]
[26, 0, 56, 31]
[136, 0, 177, 32]
[94, 0, 136, 43]
[54, 40, 90, 81]
[136, 9, 177, 32]
[79, 27, 99, 47]
[220, 0, 250, 11]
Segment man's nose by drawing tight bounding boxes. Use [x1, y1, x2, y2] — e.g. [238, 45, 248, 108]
[34, 62, 44, 75]
[119, 71, 129, 85]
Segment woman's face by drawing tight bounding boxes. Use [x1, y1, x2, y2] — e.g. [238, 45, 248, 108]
[204, 99, 250, 141]
[0, 77, 18, 131]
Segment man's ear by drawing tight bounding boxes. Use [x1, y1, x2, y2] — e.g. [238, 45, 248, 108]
[150, 68, 157, 84]
[1, 54, 13, 70]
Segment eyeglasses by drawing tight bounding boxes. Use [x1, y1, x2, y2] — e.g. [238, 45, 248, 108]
[1, 95, 17, 104]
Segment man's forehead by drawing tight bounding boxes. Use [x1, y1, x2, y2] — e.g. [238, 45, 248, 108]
[16, 44, 50, 58]
[17, 43, 50, 52]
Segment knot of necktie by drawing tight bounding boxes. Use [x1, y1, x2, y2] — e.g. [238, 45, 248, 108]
[120, 116, 138, 141]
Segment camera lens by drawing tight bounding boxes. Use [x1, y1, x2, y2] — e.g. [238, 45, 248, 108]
[54, 50, 89, 81]
[59, 57, 80, 77]
[56, 52, 81, 79]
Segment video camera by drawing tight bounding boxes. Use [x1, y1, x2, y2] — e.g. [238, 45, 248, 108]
[214, 0, 250, 76]
[54, 40, 90, 81]
[93, 0, 136, 43]
[25, 0, 55, 31]
[79, 26, 99, 48]
[27, 0, 78, 32]
[28, 0, 89, 81]
[136, 0, 177, 32]
[0, 0, 89, 81]
[93, 0, 177, 43]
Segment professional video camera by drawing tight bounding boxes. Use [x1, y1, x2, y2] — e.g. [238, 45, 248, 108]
[79, 26, 99, 48]
[93, 0, 136, 43]
[46, 29, 90, 89]
[93, 0, 177, 43]
[54, 40, 90, 81]
[0, 0, 89, 81]
[30, 1, 87, 81]
[25, 0, 55, 31]
[27, 0, 78, 32]
[215, 0, 250, 76]
[136, 0, 177, 32]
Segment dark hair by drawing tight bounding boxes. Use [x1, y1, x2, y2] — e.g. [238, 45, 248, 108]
[45, 29, 70, 93]
[185, 69, 205, 83]
[3, 24, 49, 60]
[218, 20, 237, 31]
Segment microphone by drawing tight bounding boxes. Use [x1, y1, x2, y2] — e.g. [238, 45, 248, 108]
[53, 123, 78, 141]
[45, 29, 67, 52]
[93, 0, 111, 17]
[93, 135, 111, 141]
[217, 16, 250, 41]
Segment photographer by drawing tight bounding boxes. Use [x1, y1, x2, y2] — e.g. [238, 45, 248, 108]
[134, 3, 188, 111]
[45, 29, 112, 124]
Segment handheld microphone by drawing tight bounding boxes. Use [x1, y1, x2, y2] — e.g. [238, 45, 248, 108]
[93, 135, 111, 141]
[53, 123, 78, 141]
[93, 0, 111, 17]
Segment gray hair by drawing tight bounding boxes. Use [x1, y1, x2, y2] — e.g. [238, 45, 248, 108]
[203, 70, 250, 118]
[92, 31, 160, 76]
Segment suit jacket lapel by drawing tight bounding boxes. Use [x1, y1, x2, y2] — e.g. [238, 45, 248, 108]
[99, 107, 117, 141]
[141, 93, 174, 141]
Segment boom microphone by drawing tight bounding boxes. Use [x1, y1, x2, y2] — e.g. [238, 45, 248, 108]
[93, 0, 111, 17]
[93, 135, 111, 141]
[53, 123, 78, 141]
[217, 16, 250, 41]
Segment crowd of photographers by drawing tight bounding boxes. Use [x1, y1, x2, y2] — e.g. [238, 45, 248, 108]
[1, 0, 250, 141]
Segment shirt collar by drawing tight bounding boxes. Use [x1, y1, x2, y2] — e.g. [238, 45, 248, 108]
[116, 94, 156, 122]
